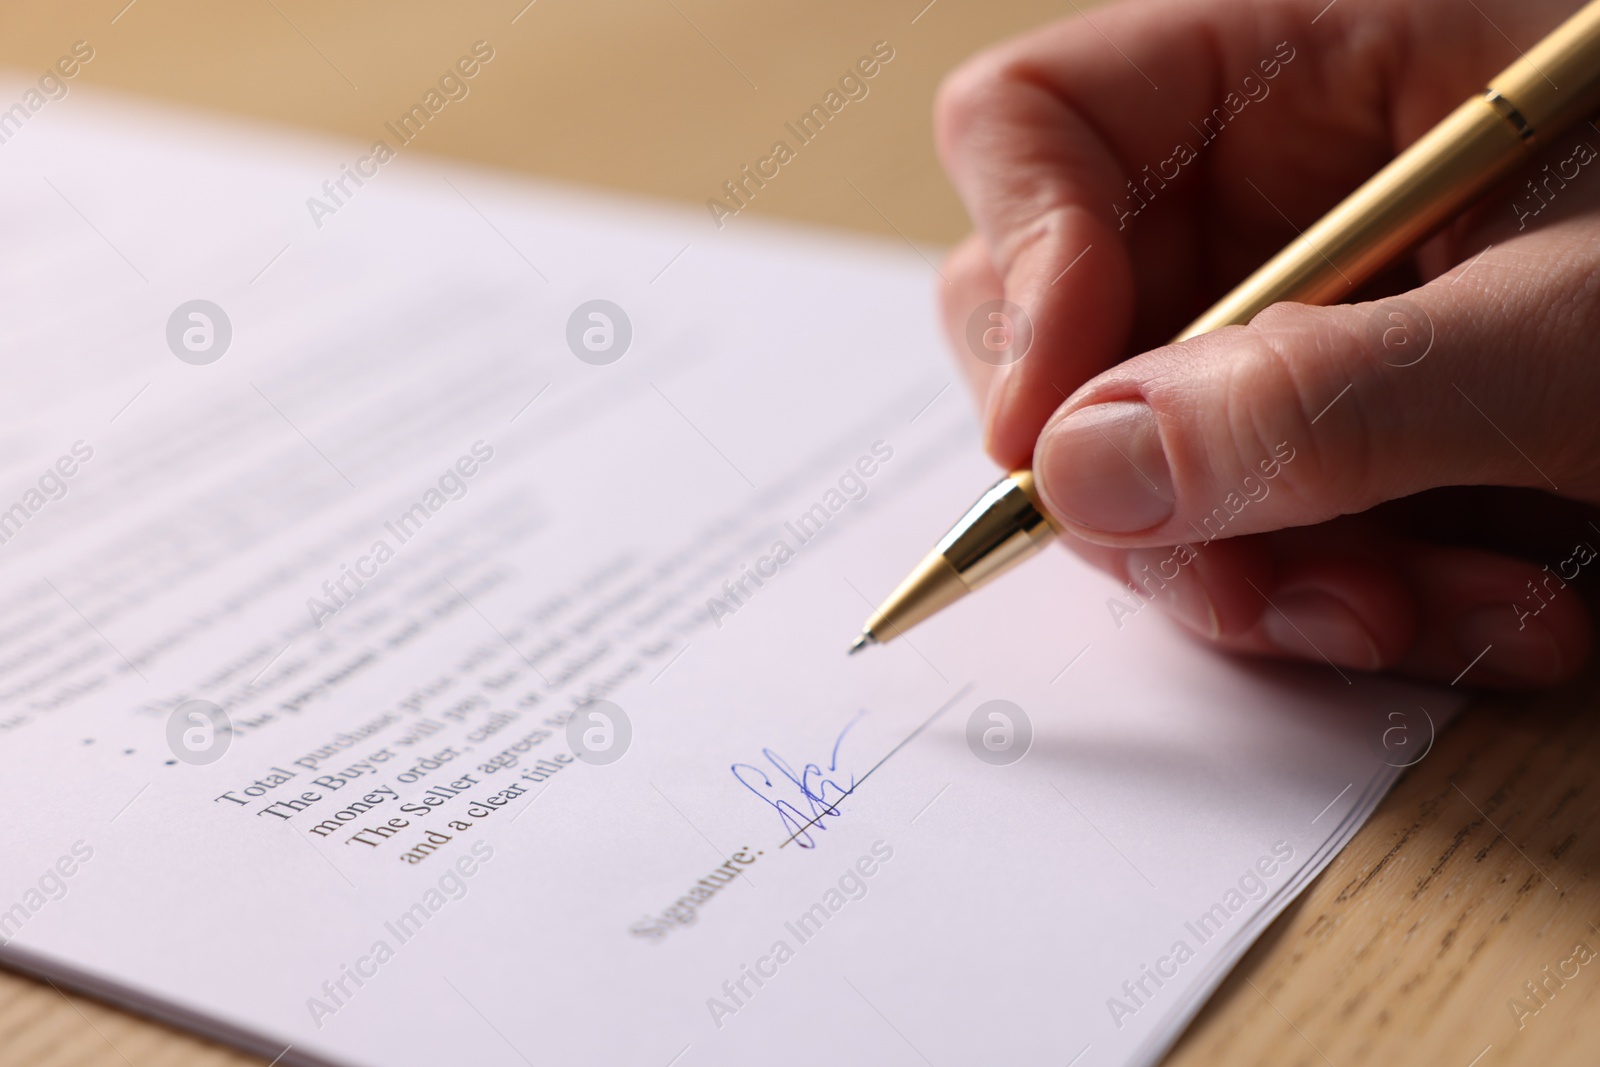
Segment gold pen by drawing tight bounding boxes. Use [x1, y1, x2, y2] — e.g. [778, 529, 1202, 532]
[851, 0, 1600, 654]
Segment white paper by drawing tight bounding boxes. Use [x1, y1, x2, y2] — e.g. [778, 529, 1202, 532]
[0, 85, 1453, 1067]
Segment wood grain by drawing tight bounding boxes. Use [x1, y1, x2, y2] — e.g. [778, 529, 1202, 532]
[1, 1, 1596, 1064]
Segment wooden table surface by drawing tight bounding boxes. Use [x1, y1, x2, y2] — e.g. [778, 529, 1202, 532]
[2, 1, 1597, 1064]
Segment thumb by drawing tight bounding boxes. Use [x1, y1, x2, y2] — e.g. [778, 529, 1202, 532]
[1030, 233, 1600, 545]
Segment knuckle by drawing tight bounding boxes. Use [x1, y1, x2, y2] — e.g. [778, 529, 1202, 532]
[1211, 310, 1380, 513]
[933, 53, 1018, 162]
[932, 66, 982, 159]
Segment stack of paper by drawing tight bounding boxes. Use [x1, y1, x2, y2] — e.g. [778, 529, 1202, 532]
[0, 85, 1449, 1066]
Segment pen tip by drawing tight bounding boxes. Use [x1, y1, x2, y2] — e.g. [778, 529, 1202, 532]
[848, 633, 872, 656]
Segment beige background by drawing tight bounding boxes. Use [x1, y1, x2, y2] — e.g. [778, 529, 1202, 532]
[3, 0, 1045, 244]
[1, 1, 1598, 1064]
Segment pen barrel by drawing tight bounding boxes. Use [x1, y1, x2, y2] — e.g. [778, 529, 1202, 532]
[1489, 0, 1600, 138]
[1175, 93, 1526, 340]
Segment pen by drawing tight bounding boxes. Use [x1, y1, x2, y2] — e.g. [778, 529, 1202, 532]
[851, 0, 1600, 654]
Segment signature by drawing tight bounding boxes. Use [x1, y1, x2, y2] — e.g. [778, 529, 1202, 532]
[731, 711, 863, 849]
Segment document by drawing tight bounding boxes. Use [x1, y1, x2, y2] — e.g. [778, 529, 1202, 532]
[0, 86, 1453, 1067]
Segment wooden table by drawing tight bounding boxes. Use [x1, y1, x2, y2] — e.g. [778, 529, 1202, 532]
[2, 1, 1596, 1063]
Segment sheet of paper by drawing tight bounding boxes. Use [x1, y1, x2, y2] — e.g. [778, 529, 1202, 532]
[0, 86, 1454, 1067]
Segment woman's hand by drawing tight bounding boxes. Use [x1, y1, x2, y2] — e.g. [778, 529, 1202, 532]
[936, 0, 1600, 686]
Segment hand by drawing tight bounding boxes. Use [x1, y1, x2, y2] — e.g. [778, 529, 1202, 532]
[935, 0, 1600, 686]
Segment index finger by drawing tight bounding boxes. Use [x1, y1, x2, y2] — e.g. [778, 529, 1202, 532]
[933, 0, 1364, 466]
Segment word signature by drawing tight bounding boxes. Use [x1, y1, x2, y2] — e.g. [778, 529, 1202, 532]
[731, 711, 863, 849]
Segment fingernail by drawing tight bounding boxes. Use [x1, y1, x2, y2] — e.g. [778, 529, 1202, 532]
[1036, 400, 1174, 533]
[1260, 589, 1383, 670]
[1453, 606, 1565, 684]
[1126, 548, 1218, 638]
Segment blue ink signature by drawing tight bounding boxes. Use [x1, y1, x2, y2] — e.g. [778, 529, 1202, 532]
[731, 710, 864, 849]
